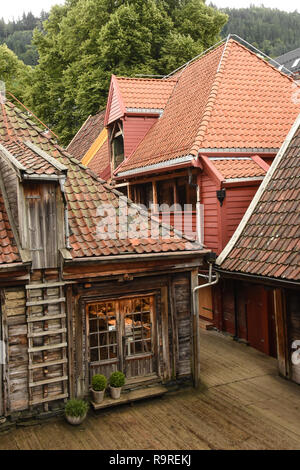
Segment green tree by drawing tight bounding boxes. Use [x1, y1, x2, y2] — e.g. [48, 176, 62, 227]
[0, 44, 32, 101]
[25, 0, 227, 144]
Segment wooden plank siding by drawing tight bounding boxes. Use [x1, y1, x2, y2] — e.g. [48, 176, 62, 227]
[223, 185, 259, 247]
[200, 174, 219, 253]
[107, 85, 124, 125]
[123, 116, 157, 159]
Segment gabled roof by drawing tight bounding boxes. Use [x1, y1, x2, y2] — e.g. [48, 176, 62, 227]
[205, 156, 268, 182]
[67, 110, 106, 161]
[0, 100, 204, 261]
[67, 110, 110, 178]
[115, 39, 300, 176]
[216, 113, 300, 282]
[115, 76, 177, 111]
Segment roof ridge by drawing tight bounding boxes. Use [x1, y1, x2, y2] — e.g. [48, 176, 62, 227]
[189, 39, 231, 155]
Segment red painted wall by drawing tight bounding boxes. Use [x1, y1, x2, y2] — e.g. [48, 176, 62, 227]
[107, 85, 124, 125]
[200, 174, 219, 253]
[222, 185, 259, 247]
[123, 116, 157, 158]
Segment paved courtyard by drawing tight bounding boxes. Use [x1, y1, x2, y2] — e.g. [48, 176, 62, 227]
[0, 329, 299, 450]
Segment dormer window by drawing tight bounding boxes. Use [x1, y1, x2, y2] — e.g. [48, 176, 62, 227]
[110, 120, 124, 170]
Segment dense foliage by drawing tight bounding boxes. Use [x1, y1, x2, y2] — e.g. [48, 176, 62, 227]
[218, 6, 300, 58]
[21, 0, 227, 144]
[0, 44, 32, 102]
[0, 12, 48, 65]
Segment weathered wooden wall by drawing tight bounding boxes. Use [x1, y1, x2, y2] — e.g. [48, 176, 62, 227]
[70, 271, 193, 398]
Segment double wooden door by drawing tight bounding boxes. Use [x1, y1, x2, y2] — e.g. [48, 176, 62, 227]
[87, 295, 156, 382]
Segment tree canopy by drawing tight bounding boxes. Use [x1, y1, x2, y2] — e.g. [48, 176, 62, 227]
[218, 6, 300, 58]
[22, 0, 227, 144]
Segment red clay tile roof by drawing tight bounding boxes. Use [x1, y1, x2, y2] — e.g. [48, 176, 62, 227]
[88, 139, 110, 178]
[0, 101, 203, 260]
[116, 39, 300, 175]
[210, 157, 266, 180]
[67, 110, 106, 161]
[0, 189, 20, 264]
[217, 114, 300, 281]
[116, 77, 176, 110]
[3, 140, 64, 175]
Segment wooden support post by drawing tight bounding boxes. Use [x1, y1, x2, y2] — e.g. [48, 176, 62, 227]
[273, 288, 289, 378]
[168, 278, 178, 379]
[152, 181, 158, 211]
[161, 286, 171, 381]
[66, 285, 75, 398]
[191, 269, 200, 387]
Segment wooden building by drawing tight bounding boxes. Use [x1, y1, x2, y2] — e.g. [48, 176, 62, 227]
[216, 114, 300, 384]
[0, 100, 207, 420]
[69, 36, 300, 325]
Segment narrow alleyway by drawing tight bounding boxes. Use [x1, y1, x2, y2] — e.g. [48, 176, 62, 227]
[0, 329, 299, 450]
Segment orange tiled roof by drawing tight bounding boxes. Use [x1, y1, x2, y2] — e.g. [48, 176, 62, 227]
[116, 39, 300, 175]
[116, 77, 177, 110]
[0, 101, 203, 261]
[210, 157, 266, 180]
[217, 114, 300, 281]
[0, 190, 20, 264]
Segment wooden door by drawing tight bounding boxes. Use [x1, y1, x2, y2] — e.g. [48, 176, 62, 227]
[120, 296, 156, 379]
[87, 295, 157, 382]
[87, 300, 120, 380]
[247, 285, 269, 355]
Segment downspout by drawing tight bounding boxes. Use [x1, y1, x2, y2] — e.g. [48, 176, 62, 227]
[59, 176, 71, 249]
[192, 262, 219, 383]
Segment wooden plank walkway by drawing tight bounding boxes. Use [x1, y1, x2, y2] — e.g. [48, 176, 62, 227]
[0, 329, 299, 450]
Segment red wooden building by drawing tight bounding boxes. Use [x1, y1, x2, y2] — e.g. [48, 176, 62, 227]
[0, 99, 207, 422]
[69, 37, 300, 324]
[216, 114, 300, 383]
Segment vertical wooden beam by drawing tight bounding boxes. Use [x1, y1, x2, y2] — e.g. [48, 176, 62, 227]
[0, 290, 9, 415]
[161, 286, 171, 381]
[66, 285, 75, 398]
[273, 288, 289, 378]
[152, 181, 158, 211]
[191, 269, 200, 387]
[168, 277, 178, 379]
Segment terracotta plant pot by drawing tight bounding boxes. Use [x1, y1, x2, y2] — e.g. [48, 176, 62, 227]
[110, 385, 122, 399]
[92, 389, 105, 404]
[65, 412, 87, 426]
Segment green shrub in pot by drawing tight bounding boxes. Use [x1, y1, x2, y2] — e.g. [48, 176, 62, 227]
[91, 374, 107, 404]
[65, 399, 89, 425]
[109, 371, 125, 399]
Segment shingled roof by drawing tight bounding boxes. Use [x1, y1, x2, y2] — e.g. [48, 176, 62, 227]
[116, 39, 300, 176]
[0, 188, 20, 265]
[216, 113, 300, 282]
[67, 110, 106, 161]
[0, 100, 204, 262]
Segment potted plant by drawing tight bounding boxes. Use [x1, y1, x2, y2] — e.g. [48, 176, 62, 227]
[91, 374, 107, 404]
[65, 399, 89, 425]
[109, 371, 126, 399]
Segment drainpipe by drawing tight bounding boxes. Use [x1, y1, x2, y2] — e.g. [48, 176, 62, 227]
[192, 261, 219, 384]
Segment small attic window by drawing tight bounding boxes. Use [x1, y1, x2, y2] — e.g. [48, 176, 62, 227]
[292, 58, 300, 68]
[110, 120, 124, 170]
